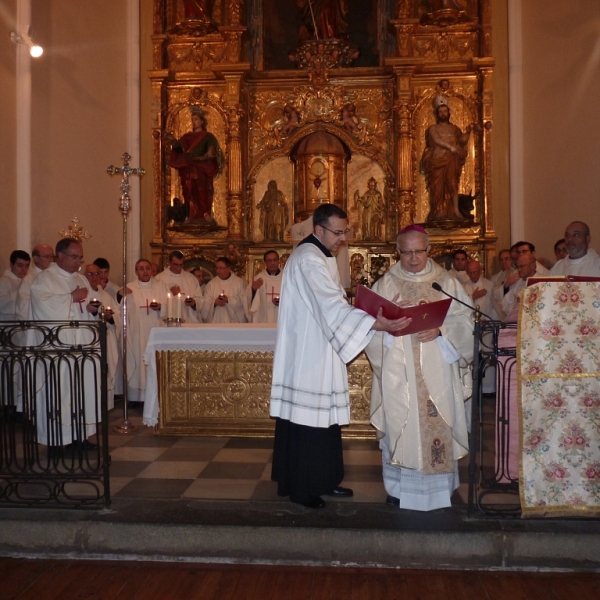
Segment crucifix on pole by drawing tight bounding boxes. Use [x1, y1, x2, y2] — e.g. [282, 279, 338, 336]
[107, 152, 145, 434]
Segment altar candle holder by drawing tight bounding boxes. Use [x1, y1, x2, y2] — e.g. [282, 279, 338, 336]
[166, 317, 173, 327]
[175, 317, 182, 327]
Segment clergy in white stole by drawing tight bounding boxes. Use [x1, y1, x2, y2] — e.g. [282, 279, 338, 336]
[201, 257, 250, 323]
[366, 226, 474, 511]
[155, 250, 204, 323]
[30, 239, 101, 447]
[250, 250, 282, 324]
[120, 259, 169, 404]
[270, 204, 411, 508]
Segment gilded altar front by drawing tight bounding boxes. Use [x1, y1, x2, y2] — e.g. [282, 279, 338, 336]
[155, 349, 375, 438]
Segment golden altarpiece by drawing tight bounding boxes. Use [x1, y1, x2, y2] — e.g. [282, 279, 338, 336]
[147, 0, 495, 436]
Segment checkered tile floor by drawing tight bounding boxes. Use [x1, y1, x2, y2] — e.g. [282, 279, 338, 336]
[107, 402, 478, 505]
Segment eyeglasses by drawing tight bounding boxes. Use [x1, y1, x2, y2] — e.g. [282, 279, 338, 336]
[38, 254, 55, 259]
[85, 271, 100, 277]
[60, 252, 83, 260]
[320, 225, 351, 237]
[398, 249, 428, 257]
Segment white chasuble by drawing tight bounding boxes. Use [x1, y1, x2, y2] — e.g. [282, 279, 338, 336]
[122, 278, 169, 402]
[250, 270, 282, 324]
[155, 268, 203, 323]
[30, 264, 100, 445]
[270, 241, 376, 428]
[366, 259, 474, 510]
[201, 273, 249, 323]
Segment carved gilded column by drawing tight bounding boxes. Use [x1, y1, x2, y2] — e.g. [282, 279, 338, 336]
[225, 100, 245, 239]
[394, 68, 416, 229]
[477, 62, 494, 239]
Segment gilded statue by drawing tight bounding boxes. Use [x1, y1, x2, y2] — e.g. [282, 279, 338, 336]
[420, 101, 475, 222]
[354, 177, 385, 241]
[164, 106, 223, 224]
[172, 0, 218, 34]
[257, 180, 289, 242]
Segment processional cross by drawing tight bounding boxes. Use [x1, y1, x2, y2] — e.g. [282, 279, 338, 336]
[107, 152, 145, 434]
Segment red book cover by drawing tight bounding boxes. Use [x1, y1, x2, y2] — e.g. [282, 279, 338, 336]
[355, 284, 452, 336]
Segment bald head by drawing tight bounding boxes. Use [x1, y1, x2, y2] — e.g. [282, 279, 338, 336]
[466, 260, 482, 283]
[83, 264, 101, 291]
[32, 244, 55, 270]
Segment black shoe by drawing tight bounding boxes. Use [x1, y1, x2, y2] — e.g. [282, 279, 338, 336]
[47, 446, 61, 459]
[292, 497, 326, 509]
[127, 401, 143, 410]
[326, 486, 353, 498]
[386, 495, 400, 506]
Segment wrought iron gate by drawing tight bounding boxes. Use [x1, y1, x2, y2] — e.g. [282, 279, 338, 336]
[0, 320, 110, 508]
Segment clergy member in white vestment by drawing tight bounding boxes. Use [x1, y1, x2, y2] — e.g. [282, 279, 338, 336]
[155, 250, 204, 323]
[550, 221, 600, 277]
[84, 264, 120, 411]
[30, 239, 101, 449]
[0, 250, 30, 320]
[447, 249, 470, 285]
[201, 257, 249, 323]
[119, 259, 169, 405]
[270, 204, 411, 508]
[250, 250, 282, 324]
[463, 261, 496, 320]
[366, 225, 474, 511]
[501, 254, 539, 320]
[94, 257, 120, 304]
[514, 241, 549, 275]
[15, 244, 54, 320]
[490, 249, 513, 321]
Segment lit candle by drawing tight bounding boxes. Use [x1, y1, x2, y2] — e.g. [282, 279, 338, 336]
[175, 293, 182, 319]
[167, 292, 173, 319]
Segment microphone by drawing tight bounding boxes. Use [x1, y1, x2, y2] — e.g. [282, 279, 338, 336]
[431, 282, 495, 321]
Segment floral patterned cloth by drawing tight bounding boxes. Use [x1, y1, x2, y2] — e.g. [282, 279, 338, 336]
[518, 281, 600, 517]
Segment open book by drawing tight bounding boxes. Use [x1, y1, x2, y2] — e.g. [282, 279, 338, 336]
[355, 284, 451, 336]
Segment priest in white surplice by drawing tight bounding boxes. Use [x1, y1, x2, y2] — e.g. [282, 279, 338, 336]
[119, 259, 169, 405]
[502, 254, 541, 319]
[201, 257, 249, 323]
[0, 250, 30, 320]
[30, 239, 101, 449]
[366, 226, 474, 511]
[463, 260, 496, 320]
[250, 250, 282, 323]
[447, 249, 470, 285]
[550, 221, 600, 277]
[270, 204, 411, 508]
[15, 244, 54, 320]
[84, 264, 120, 411]
[155, 250, 204, 323]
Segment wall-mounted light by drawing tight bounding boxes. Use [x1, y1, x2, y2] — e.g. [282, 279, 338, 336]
[10, 31, 43, 57]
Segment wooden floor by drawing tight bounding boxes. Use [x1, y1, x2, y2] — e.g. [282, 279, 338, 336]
[1, 559, 599, 600]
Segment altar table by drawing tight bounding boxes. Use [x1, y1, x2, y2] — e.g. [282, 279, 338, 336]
[142, 324, 375, 437]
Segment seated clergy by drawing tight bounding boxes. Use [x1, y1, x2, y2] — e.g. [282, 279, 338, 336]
[119, 259, 169, 406]
[201, 256, 249, 323]
[155, 250, 204, 323]
[250, 250, 282, 324]
[0, 250, 30, 320]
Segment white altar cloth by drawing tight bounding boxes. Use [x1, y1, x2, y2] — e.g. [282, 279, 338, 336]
[142, 324, 277, 427]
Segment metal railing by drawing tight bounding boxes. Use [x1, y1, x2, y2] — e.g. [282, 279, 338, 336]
[0, 320, 110, 509]
[468, 320, 520, 516]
